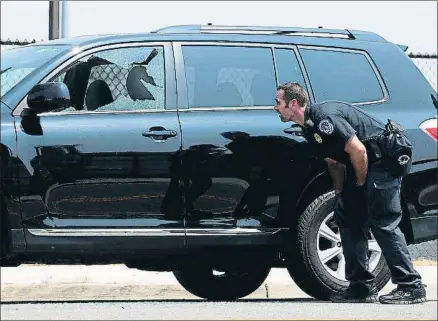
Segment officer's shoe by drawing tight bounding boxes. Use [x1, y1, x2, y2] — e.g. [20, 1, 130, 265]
[379, 284, 427, 304]
[330, 285, 378, 303]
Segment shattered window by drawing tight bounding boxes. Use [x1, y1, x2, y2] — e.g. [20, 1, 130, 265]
[51, 46, 165, 113]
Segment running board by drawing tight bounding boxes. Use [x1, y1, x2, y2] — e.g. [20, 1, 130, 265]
[27, 227, 286, 237]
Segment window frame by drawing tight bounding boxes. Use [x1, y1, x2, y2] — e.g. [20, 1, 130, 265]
[12, 41, 176, 117]
[274, 47, 315, 102]
[296, 45, 389, 106]
[173, 41, 315, 111]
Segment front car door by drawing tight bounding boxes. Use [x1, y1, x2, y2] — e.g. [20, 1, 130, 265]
[13, 42, 185, 255]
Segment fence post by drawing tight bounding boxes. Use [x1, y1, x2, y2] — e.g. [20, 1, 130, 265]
[49, 0, 60, 40]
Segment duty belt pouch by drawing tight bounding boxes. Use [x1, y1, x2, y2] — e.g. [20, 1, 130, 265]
[367, 140, 383, 162]
[377, 119, 413, 177]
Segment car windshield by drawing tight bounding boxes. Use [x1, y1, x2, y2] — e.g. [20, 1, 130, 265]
[1, 45, 69, 98]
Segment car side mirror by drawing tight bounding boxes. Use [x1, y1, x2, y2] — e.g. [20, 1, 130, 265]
[25, 82, 70, 115]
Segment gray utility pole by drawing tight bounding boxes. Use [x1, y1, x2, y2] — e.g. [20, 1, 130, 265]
[49, 1, 60, 40]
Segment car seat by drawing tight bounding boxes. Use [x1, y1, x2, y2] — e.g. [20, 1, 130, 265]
[84, 80, 114, 111]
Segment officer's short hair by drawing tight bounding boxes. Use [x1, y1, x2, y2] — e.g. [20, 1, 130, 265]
[277, 82, 309, 108]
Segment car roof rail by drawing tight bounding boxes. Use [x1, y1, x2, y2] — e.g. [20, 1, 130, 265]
[151, 24, 356, 40]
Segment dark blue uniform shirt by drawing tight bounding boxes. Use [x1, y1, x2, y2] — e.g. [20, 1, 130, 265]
[302, 101, 386, 166]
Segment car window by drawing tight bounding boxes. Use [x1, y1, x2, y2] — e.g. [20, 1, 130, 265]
[275, 48, 308, 91]
[47, 46, 165, 113]
[182, 46, 276, 108]
[1, 45, 69, 97]
[299, 48, 385, 104]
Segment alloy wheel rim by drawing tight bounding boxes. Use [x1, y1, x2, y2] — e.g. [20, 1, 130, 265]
[317, 211, 382, 281]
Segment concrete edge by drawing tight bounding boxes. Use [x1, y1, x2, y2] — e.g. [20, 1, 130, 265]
[412, 259, 437, 266]
[2, 280, 436, 303]
[1, 265, 436, 303]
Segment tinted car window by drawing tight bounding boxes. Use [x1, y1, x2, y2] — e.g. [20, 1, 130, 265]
[1, 45, 69, 97]
[299, 48, 384, 103]
[48, 46, 165, 113]
[182, 46, 276, 108]
[275, 48, 307, 90]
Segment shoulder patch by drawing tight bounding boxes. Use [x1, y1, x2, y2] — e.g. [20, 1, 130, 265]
[318, 119, 334, 135]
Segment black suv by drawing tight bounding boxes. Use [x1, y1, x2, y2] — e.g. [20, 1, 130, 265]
[1, 25, 437, 301]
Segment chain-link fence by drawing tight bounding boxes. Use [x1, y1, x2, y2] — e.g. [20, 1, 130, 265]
[410, 53, 438, 92]
[88, 65, 130, 101]
[409, 240, 437, 261]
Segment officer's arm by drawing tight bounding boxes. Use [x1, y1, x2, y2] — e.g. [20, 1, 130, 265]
[317, 115, 368, 186]
[344, 135, 368, 186]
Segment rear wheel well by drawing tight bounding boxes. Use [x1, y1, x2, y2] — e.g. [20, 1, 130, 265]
[295, 171, 333, 217]
[294, 169, 415, 244]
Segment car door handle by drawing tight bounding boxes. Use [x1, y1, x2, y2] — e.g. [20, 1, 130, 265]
[284, 126, 304, 136]
[142, 127, 177, 141]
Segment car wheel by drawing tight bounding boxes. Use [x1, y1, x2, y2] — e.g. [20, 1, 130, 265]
[173, 267, 271, 301]
[0, 202, 9, 264]
[284, 191, 391, 301]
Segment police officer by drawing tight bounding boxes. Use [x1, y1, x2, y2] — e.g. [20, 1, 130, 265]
[274, 82, 427, 304]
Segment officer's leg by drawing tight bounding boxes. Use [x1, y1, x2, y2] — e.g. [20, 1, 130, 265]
[332, 176, 376, 301]
[366, 163, 423, 289]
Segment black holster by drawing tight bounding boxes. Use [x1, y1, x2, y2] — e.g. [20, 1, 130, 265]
[363, 120, 413, 177]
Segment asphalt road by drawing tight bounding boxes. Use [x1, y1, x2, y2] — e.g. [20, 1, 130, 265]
[2, 299, 437, 320]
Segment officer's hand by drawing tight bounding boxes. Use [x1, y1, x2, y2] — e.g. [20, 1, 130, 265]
[354, 182, 366, 193]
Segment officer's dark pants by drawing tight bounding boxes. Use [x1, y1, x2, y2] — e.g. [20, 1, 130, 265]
[334, 161, 422, 292]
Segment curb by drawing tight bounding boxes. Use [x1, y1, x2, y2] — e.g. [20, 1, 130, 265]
[1, 265, 436, 302]
[412, 259, 437, 266]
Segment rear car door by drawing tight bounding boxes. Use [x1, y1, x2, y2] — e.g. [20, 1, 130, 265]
[173, 42, 319, 247]
[13, 42, 185, 254]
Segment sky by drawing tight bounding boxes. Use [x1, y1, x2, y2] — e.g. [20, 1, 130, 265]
[1, 1, 437, 53]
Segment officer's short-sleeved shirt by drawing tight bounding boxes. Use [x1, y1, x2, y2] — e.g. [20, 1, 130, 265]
[302, 101, 386, 166]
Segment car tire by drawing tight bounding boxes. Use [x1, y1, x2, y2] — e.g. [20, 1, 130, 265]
[173, 267, 271, 301]
[0, 201, 9, 264]
[284, 191, 391, 301]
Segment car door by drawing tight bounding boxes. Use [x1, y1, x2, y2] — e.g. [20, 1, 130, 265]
[296, 45, 437, 244]
[13, 42, 185, 254]
[173, 42, 321, 247]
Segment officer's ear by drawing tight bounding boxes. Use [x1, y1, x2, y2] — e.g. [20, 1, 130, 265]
[288, 99, 298, 109]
